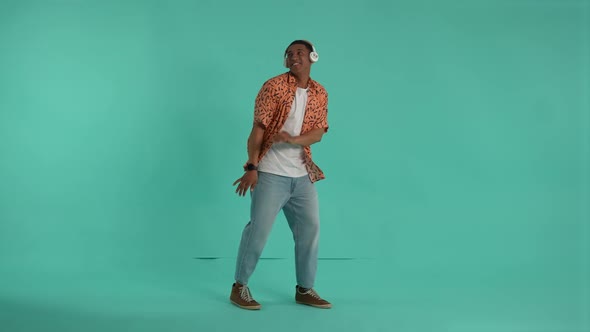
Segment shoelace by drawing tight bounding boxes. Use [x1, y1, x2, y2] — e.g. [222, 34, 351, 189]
[301, 288, 321, 299]
[239, 286, 254, 302]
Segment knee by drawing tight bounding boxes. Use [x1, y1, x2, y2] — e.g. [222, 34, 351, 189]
[304, 219, 320, 236]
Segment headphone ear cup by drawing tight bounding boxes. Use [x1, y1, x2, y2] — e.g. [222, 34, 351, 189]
[309, 51, 319, 63]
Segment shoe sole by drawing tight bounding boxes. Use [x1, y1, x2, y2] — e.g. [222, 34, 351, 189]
[296, 301, 332, 309]
[231, 300, 261, 310]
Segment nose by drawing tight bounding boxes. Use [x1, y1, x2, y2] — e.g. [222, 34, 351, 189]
[287, 53, 298, 61]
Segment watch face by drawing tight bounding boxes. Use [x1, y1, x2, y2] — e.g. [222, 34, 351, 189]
[247, 163, 257, 170]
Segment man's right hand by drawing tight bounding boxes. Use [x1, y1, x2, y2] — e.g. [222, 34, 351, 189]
[233, 171, 258, 196]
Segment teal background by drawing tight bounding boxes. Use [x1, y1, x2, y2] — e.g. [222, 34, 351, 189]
[1, 0, 589, 331]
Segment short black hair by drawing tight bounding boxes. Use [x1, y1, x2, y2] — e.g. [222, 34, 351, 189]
[285, 40, 314, 55]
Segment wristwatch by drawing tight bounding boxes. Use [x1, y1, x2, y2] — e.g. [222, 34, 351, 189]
[245, 163, 258, 171]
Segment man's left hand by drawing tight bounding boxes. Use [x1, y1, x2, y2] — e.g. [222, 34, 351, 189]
[274, 131, 293, 144]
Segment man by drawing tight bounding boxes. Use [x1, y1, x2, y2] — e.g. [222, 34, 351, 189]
[230, 40, 331, 310]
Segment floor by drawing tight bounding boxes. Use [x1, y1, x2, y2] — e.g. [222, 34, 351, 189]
[1, 258, 588, 332]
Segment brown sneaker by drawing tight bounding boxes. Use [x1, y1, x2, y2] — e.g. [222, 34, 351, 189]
[230, 283, 261, 310]
[295, 286, 332, 309]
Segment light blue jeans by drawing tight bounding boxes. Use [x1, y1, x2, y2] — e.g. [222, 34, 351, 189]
[234, 171, 320, 289]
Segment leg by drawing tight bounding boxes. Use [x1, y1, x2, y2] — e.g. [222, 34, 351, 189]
[234, 172, 290, 285]
[283, 175, 320, 289]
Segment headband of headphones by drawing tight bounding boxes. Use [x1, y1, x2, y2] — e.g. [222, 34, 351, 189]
[284, 40, 319, 67]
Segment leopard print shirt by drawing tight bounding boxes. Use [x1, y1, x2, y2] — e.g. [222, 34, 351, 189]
[253, 72, 329, 183]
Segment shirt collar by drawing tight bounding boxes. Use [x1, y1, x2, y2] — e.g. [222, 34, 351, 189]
[285, 71, 316, 90]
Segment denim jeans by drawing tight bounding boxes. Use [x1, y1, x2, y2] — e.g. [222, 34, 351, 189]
[234, 171, 320, 289]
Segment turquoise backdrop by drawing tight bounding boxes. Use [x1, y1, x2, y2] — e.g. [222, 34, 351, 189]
[0, 1, 588, 331]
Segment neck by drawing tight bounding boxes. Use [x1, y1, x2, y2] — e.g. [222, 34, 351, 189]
[290, 71, 310, 88]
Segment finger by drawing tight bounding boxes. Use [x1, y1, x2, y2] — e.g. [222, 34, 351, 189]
[236, 182, 245, 194]
[233, 178, 241, 186]
[245, 183, 254, 195]
[239, 184, 248, 196]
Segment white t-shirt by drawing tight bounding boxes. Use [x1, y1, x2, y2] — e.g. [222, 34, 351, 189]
[258, 87, 308, 177]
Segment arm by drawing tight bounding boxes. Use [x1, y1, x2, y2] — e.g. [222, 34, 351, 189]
[276, 127, 326, 147]
[233, 123, 265, 196]
[246, 123, 265, 166]
[234, 80, 276, 196]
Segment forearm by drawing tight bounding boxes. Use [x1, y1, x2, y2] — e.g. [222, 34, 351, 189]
[247, 123, 265, 165]
[289, 128, 325, 147]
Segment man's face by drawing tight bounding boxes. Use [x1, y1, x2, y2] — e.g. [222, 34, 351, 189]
[285, 44, 312, 73]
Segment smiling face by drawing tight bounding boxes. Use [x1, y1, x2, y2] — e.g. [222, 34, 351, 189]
[285, 43, 312, 75]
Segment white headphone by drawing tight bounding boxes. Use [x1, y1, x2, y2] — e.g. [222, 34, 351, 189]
[284, 40, 319, 68]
